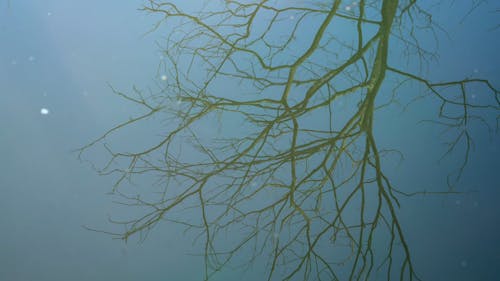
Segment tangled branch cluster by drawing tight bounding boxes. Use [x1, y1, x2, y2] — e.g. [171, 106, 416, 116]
[79, 1, 499, 280]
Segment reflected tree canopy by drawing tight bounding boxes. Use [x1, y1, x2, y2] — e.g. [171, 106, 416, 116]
[79, 1, 499, 280]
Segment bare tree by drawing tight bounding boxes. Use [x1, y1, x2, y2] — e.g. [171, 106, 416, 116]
[79, 1, 499, 280]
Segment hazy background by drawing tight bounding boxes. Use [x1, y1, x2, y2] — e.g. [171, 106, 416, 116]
[0, 1, 498, 280]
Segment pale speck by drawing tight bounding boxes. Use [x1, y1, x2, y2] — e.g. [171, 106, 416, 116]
[471, 94, 476, 99]
[28, 56, 35, 62]
[352, 1, 358, 5]
[83, 91, 88, 96]
[11, 60, 17, 65]
[455, 200, 461, 205]
[473, 68, 479, 73]
[161, 75, 168, 81]
[289, 15, 295, 20]
[345, 5, 352, 11]
[40, 108, 50, 115]
[42, 92, 48, 97]
[47, 12, 52, 16]
[473, 201, 478, 207]
[460, 260, 468, 268]
[176, 99, 182, 105]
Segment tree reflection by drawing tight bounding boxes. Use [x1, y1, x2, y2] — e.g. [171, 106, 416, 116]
[79, 1, 498, 280]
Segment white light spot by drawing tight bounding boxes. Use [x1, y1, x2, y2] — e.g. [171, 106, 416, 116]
[345, 5, 352, 11]
[40, 108, 50, 115]
[47, 12, 52, 16]
[473, 68, 479, 73]
[161, 75, 168, 81]
[460, 260, 468, 268]
[83, 91, 88, 96]
[28, 56, 35, 62]
[352, 1, 358, 6]
[11, 60, 17, 65]
[289, 15, 295, 20]
[471, 94, 476, 99]
[42, 92, 48, 97]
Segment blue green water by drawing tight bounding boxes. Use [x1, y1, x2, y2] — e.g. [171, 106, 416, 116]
[1, 1, 499, 280]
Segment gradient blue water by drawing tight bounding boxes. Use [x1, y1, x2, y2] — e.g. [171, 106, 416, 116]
[1, 1, 498, 280]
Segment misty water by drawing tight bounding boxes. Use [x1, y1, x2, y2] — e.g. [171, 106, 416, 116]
[1, 1, 499, 281]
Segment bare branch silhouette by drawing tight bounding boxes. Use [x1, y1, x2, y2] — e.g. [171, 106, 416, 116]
[78, 1, 499, 280]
